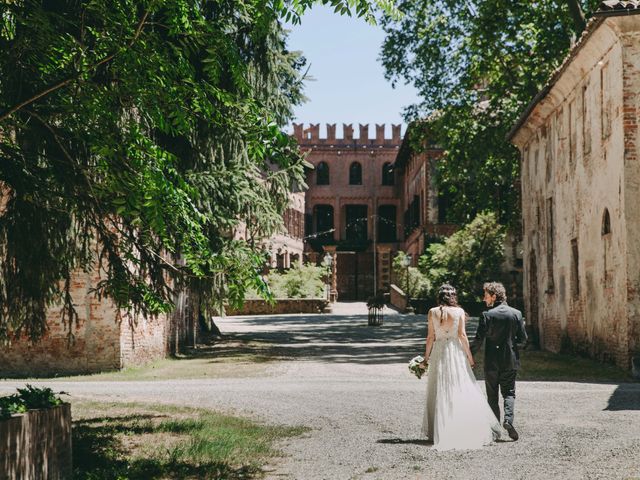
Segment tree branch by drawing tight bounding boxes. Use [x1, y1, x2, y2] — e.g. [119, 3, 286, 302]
[565, 0, 586, 34]
[0, 10, 150, 123]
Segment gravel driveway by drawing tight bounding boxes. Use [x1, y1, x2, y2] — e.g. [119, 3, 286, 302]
[2, 303, 639, 480]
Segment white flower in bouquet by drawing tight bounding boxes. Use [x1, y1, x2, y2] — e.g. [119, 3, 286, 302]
[408, 355, 427, 379]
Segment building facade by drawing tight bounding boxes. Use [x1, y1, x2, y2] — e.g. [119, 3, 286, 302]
[394, 126, 457, 260]
[509, 3, 640, 369]
[294, 122, 449, 300]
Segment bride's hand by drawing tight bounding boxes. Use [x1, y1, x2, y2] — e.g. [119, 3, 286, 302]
[468, 357, 476, 368]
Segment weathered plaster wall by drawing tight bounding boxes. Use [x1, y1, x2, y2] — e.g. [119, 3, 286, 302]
[621, 24, 640, 363]
[514, 17, 640, 368]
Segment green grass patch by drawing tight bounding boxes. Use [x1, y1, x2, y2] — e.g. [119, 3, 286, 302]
[72, 401, 308, 479]
[473, 348, 634, 382]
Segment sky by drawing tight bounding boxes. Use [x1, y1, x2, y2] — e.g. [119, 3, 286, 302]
[285, 6, 420, 138]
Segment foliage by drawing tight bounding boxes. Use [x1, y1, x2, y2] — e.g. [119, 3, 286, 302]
[266, 263, 326, 298]
[380, 0, 601, 230]
[392, 251, 431, 298]
[366, 292, 385, 309]
[0, 0, 395, 342]
[417, 212, 505, 303]
[0, 384, 65, 419]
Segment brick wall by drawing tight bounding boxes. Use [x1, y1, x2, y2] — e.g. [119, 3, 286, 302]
[227, 298, 328, 315]
[0, 268, 169, 377]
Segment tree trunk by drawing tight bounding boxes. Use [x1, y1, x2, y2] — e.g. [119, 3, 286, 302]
[565, 0, 586, 34]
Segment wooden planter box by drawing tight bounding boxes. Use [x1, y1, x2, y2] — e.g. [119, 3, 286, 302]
[0, 403, 72, 480]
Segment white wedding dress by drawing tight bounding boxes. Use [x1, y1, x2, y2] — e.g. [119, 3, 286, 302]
[421, 306, 501, 451]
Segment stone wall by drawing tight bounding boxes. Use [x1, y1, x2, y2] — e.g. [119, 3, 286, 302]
[0, 404, 72, 480]
[0, 268, 169, 377]
[227, 298, 328, 315]
[511, 15, 640, 368]
[389, 284, 409, 313]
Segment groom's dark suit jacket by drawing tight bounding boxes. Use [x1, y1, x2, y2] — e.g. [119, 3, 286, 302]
[472, 302, 527, 371]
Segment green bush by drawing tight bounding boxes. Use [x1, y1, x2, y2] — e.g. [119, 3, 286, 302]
[392, 252, 432, 298]
[418, 212, 506, 304]
[0, 385, 65, 419]
[267, 263, 327, 299]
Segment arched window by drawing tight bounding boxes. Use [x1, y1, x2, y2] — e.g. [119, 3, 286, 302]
[316, 161, 329, 185]
[349, 162, 362, 185]
[381, 162, 394, 185]
[602, 208, 611, 235]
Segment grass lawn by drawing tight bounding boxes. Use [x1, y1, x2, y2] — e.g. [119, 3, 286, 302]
[72, 400, 308, 480]
[473, 347, 634, 383]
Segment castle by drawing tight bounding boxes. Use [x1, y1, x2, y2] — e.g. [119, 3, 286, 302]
[293, 122, 454, 301]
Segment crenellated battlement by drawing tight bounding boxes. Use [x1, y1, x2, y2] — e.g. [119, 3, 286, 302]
[292, 123, 403, 146]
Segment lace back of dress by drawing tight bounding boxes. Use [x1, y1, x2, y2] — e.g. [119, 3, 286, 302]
[434, 306, 458, 339]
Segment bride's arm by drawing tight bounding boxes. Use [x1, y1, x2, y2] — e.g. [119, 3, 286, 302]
[458, 310, 475, 367]
[422, 309, 436, 364]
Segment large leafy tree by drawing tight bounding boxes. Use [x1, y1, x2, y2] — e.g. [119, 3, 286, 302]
[380, 0, 601, 230]
[418, 212, 506, 305]
[0, 0, 395, 341]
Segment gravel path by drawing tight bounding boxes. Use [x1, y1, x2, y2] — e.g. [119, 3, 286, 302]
[2, 303, 639, 480]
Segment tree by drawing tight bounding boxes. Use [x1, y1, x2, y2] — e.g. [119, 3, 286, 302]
[418, 212, 506, 305]
[380, 0, 600, 230]
[0, 0, 396, 342]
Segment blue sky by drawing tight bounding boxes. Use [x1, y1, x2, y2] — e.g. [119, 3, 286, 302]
[285, 6, 420, 137]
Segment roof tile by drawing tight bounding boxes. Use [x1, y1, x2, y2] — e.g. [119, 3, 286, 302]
[599, 0, 640, 11]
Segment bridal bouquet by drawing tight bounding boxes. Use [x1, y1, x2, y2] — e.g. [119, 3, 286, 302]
[408, 355, 427, 379]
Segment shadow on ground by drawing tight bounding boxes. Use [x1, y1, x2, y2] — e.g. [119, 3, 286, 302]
[194, 311, 637, 384]
[377, 438, 432, 446]
[73, 414, 258, 480]
[605, 384, 640, 411]
[201, 312, 432, 365]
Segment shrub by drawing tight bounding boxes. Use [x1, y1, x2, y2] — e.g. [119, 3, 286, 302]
[418, 212, 506, 304]
[0, 385, 65, 419]
[267, 263, 326, 299]
[392, 252, 432, 298]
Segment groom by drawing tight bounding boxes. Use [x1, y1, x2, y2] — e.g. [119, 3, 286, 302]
[472, 281, 527, 441]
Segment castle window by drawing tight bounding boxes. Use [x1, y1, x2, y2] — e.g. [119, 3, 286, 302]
[571, 238, 579, 298]
[602, 208, 611, 236]
[381, 162, 394, 186]
[377, 205, 397, 242]
[314, 204, 334, 241]
[345, 205, 368, 241]
[316, 162, 329, 185]
[546, 197, 555, 292]
[349, 162, 362, 185]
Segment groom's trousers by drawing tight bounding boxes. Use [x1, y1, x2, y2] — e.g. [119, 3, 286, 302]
[484, 369, 517, 424]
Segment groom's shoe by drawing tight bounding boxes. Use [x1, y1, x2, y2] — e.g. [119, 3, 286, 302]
[503, 422, 519, 441]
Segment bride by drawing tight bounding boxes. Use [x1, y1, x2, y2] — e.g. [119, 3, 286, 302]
[420, 283, 501, 450]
